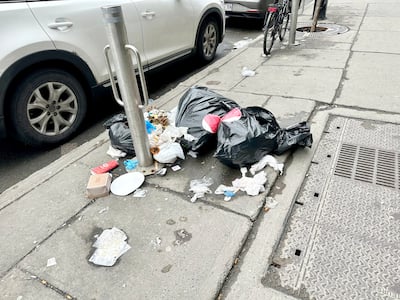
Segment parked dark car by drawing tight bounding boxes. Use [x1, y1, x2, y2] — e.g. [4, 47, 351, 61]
[224, 0, 275, 20]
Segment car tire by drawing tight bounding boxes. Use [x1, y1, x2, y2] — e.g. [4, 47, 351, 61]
[196, 18, 219, 63]
[9, 68, 87, 146]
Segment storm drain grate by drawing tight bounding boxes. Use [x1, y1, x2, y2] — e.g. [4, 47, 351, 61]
[334, 143, 399, 189]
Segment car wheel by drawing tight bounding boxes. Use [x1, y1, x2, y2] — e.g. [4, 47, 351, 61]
[9, 68, 87, 146]
[197, 18, 219, 63]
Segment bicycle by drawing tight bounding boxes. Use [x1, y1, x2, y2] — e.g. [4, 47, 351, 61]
[263, 0, 291, 55]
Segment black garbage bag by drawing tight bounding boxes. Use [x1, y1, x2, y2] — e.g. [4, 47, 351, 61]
[175, 86, 239, 153]
[214, 107, 313, 168]
[103, 114, 135, 155]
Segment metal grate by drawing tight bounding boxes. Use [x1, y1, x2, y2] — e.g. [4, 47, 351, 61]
[334, 143, 399, 189]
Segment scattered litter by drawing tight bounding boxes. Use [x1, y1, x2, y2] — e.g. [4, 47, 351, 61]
[106, 145, 126, 159]
[215, 185, 238, 201]
[166, 246, 172, 252]
[17, 296, 23, 300]
[124, 158, 138, 172]
[98, 207, 109, 214]
[173, 229, 192, 245]
[265, 197, 279, 209]
[189, 177, 213, 202]
[250, 155, 284, 175]
[46, 257, 57, 267]
[110, 172, 145, 196]
[89, 227, 131, 267]
[187, 151, 198, 158]
[232, 171, 267, 196]
[171, 165, 181, 172]
[86, 173, 112, 199]
[156, 168, 167, 176]
[241, 67, 256, 77]
[91, 160, 119, 175]
[233, 39, 253, 49]
[150, 236, 162, 249]
[133, 189, 147, 198]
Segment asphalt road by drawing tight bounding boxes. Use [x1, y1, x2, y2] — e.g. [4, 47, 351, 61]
[0, 18, 263, 194]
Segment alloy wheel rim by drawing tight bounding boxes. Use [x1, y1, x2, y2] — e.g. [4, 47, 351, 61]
[202, 23, 217, 58]
[27, 82, 78, 136]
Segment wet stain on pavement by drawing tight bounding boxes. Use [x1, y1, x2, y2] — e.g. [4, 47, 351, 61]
[208, 67, 219, 74]
[360, 120, 377, 130]
[161, 264, 173, 273]
[166, 219, 176, 225]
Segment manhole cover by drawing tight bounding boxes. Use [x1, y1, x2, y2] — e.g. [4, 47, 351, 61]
[263, 116, 400, 300]
[296, 23, 349, 37]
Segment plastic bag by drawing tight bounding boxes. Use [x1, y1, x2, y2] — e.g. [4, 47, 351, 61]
[103, 114, 135, 155]
[189, 177, 214, 202]
[153, 142, 185, 164]
[214, 107, 312, 168]
[175, 86, 239, 153]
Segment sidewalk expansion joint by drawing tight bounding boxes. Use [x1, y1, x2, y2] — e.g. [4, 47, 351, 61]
[18, 267, 77, 300]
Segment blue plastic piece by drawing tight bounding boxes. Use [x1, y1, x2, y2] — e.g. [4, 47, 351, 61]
[145, 120, 156, 134]
[124, 159, 138, 171]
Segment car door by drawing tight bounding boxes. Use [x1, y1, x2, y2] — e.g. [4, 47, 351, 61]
[28, 0, 145, 84]
[132, 0, 195, 69]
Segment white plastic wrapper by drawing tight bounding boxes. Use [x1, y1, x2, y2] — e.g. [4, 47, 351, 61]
[250, 155, 284, 175]
[153, 142, 185, 164]
[189, 177, 214, 202]
[232, 171, 267, 196]
[241, 67, 256, 77]
[89, 227, 131, 267]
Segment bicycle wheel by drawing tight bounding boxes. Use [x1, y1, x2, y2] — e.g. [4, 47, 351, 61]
[263, 12, 278, 55]
[279, 7, 290, 41]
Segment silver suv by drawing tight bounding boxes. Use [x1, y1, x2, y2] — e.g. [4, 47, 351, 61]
[0, 0, 225, 146]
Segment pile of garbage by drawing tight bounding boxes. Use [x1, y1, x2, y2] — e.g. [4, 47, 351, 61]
[87, 86, 312, 201]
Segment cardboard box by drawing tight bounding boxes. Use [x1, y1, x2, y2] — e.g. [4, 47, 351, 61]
[86, 173, 112, 199]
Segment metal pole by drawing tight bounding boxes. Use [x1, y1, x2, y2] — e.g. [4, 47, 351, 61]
[102, 6, 153, 167]
[289, 0, 300, 45]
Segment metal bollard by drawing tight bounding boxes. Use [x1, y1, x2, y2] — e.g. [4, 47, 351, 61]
[102, 5, 153, 168]
[289, 0, 300, 46]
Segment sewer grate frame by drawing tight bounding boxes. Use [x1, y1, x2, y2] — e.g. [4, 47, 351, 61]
[263, 115, 400, 300]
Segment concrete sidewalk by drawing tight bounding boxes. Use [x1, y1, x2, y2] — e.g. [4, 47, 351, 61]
[1, 0, 400, 299]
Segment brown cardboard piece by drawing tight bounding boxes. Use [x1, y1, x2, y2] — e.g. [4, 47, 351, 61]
[86, 173, 112, 199]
